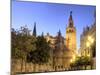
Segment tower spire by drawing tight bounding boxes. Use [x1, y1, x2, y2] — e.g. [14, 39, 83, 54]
[70, 11, 72, 19]
[68, 11, 74, 27]
[58, 29, 61, 36]
[33, 22, 36, 37]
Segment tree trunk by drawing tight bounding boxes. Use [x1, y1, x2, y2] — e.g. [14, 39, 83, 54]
[25, 59, 26, 72]
[91, 64, 93, 69]
[33, 63, 36, 72]
[33, 63, 35, 72]
[85, 65, 87, 70]
[20, 58, 22, 72]
[21, 58, 24, 72]
[25, 54, 27, 72]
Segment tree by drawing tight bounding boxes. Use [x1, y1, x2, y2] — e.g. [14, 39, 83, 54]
[12, 26, 51, 72]
[26, 35, 51, 72]
[70, 56, 92, 70]
[11, 26, 37, 72]
[27, 35, 51, 64]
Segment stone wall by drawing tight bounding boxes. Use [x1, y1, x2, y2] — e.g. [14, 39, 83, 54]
[11, 59, 53, 75]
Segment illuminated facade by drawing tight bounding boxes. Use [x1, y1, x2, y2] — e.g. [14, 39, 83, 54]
[79, 11, 96, 58]
[65, 11, 77, 64]
[44, 11, 77, 70]
[80, 24, 96, 57]
[66, 11, 77, 52]
[79, 11, 96, 69]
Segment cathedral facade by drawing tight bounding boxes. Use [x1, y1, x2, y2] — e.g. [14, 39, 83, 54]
[44, 11, 77, 71]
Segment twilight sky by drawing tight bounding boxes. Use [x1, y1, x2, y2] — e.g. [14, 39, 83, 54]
[12, 1, 96, 49]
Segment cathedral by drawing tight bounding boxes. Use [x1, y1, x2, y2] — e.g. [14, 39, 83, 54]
[44, 11, 77, 71]
[12, 11, 77, 74]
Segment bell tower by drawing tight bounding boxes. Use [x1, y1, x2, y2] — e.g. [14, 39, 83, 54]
[66, 11, 77, 52]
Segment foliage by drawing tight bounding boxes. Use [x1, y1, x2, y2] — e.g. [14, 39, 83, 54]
[27, 35, 51, 64]
[70, 56, 92, 68]
[11, 26, 36, 59]
[11, 26, 51, 64]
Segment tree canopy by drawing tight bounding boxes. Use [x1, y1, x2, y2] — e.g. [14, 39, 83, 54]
[11, 26, 51, 64]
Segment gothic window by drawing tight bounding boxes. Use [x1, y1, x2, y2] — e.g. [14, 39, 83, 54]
[67, 29, 74, 33]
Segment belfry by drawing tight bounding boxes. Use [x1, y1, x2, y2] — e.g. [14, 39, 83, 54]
[66, 11, 77, 53]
